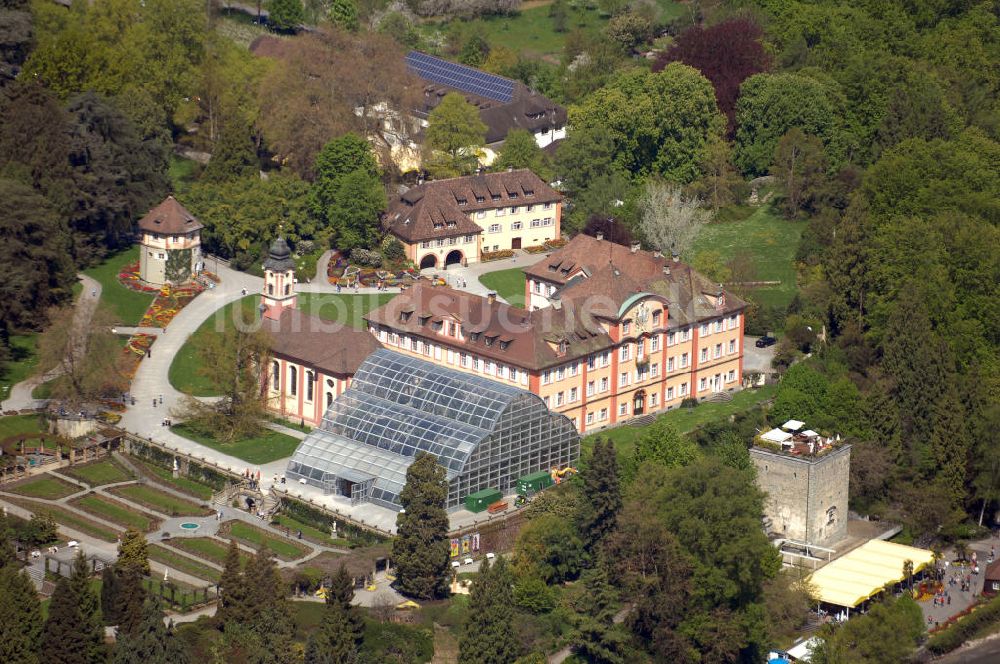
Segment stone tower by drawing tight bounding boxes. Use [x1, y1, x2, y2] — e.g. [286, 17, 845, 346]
[262, 237, 297, 320]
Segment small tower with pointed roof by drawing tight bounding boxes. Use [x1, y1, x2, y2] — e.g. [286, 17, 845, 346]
[137, 196, 203, 285]
[262, 237, 297, 320]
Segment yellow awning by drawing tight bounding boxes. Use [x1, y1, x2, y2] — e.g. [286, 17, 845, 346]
[396, 600, 420, 610]
[807, 540, 936, 608]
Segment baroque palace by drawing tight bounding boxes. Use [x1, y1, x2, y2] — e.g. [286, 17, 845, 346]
[263, 217, 745, 433]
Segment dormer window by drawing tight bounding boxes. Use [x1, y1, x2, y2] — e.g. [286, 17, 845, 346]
[558, 340, 568, 356]
[418, 313, 431, 326]
[509, 192, 518, 199]
[432, 320, 443, 331]
[400, 311, 412, 323]
[500, 340, 510, 351]
[476, 196, 485, 203]
[446, 221, 456, 228]
[491, 194, 501, 201]
[433, 222, 443, 229]
[457, 197, 467, 205]
[470, 332, 480, 342]
[524, 187, 534, 196]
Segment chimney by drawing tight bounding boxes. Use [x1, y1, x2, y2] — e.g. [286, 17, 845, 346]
[663, 265, 671, 276]
[507, 166, 513, 172]
[475, 166, 483, 175]
[653, 247, 662, 258]
[487, 292, 497, 305]
[630, 241, 640, 254]
[672, 250, 680, 263]
[595, 231, 604, 241]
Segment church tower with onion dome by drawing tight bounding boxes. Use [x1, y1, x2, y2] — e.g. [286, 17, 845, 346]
[261, 237, 297, 320]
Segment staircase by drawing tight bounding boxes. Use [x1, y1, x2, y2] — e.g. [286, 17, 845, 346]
[703, 391, 734, 404]
[25, 563, 44, 591]
[630, 413, 656, 427]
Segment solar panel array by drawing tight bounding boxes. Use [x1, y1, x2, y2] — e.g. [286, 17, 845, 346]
[406, 51, 515, 103]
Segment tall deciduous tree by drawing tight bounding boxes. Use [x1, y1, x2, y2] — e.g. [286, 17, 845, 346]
[809, 595, 924, 664]
[625, 418, 700, 483]
[655, 18, 771, 134]
[513, 514, 585, 584]
[638, 181, 709, 257]
[175, 322, 272, 442]
[734, 72, 844, 176]
[424, 92, 488, 177]
[693, 137, 743, 212]
[202, 116, 258, 183]
[310, 133, 379, 229]
[268, 0, 305, 32]
[578, 438, 621, 554]
[392, 452, 450, 599]
[327, 169, 387, 252]
[41, 576, 90, 664]
[493, 129, 551, 180]
[459, 557, 520, 664]
[771, 128, 828, 219]
[0, 564, 42, 664]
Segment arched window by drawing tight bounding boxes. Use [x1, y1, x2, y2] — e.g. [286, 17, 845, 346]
[305, 371, 314, 402]
[268, 283, 274, 295]
[284, 284, 290, 295]
[271, 361, 280, 390]
[326, 392, 334, 407]
[826, 506, 838, 525]
[289, 366, 297, 396]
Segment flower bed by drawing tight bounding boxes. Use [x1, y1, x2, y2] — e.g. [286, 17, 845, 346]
[200, 271, 220, 283]
[544, 238, 567, 249]
[481, 249, 516, 262]
[138, 283, 204, 328]
[326, 252, 418, 287]
[523, 244, 549, 254]
[117, 262, 160, 293]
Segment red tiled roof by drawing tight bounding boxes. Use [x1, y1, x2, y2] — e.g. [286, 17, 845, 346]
[137, 196, 203, 235]
[384, 169, 560, 243]
[266, 309, 382, 376]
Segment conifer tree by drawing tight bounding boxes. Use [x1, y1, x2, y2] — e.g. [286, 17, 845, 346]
[392, 452, 450, 599]
[0, 564, 42, 664]
[68, 551, 104, 663]
[578, 438, 622, 554]
[304, 594, 357, 664]
[328, 563, 363, 645]
[117, 529, 149, 576]
[41, 576, 90, 664]
[459, 557, 520, 664]
[115, 567, 148, 636]
[202, 117, 258, 183]
[100, 565, 120, 625]
[112, 599, 190, 664]
[242, 547, 296, 664]
[571, 564, 628, 664]
[217, 538, 248, 626]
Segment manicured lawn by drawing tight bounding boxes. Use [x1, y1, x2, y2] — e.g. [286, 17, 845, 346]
[131, 458, 215, 501]
[168, 295, 257, 396]
[5, 475, 80, 500]
[148, 544, 222, 582]
[109, 484, 211, 517]
[478, 268, 526, 307]
[0, 414, 45, 440]
[225, 520, 311, 560]
[72, 493, 159, 531]
[267, 415, 314, 434]
[690, 205, 806, 309]
[168, 155, 200, 194]
[171, 422, 301, 465]
[59, 458, 133, 486]
[170, 536, 250, 566]
[582, 384, 779, 461]
[81, 246, 155, 325]
[272, 514, 349, 548]
[294, 248, 323, 282]
[0, 334, 39, 402]
[296, 292, 394, 328]
[5, 498, 120, 541]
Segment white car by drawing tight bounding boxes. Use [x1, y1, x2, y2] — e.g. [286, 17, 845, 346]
[463, 557, 473, 565]
[451, 561, 461, 569]
[67, 540, 79, 548]
[485, 552, 495, 560]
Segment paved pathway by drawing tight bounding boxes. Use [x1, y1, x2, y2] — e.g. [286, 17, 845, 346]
[919, 534, 998, 629]
[4, 273, 102, 410]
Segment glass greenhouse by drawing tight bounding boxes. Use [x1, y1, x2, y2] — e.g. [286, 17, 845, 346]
[286, 349, 580, 510]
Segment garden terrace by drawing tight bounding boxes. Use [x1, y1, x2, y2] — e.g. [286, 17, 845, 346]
[3, 497, 121, 542]
[70, 493, 161, 532]
[220, 520, 311, 561]
[108, 484, 212, 517]
[58, 457, 134, 486]
[168, 536, 252, 567]
[4, 474, 80, 500]
[755, 418, 846, 458]
[148, 544, 222, 583]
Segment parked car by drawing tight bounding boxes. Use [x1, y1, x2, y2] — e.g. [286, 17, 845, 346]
[755, 335, 777, 348]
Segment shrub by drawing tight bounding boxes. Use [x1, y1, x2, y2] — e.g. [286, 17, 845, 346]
[381, 237, 406, 262]
[680, 397, 699, 409]
[350, 247, 382, 267]
[927, 594, 1000, 654]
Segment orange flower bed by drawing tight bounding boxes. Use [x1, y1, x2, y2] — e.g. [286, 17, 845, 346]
[139, 283, 204, 328]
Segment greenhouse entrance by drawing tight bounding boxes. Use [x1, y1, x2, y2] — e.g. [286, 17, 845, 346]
[323, 471, 375, 505]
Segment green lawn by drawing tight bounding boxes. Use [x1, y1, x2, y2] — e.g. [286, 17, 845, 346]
[0, 414, 45, 439]
[0, 334, 40, 402]
[168, 155, 200, 194]
[690, 206, 805, 309]
[5, 475, 80, 500]
[131, 458, 215, 501]
[171, 422, 301, 465]
[271, 514, 349, 548]
[148, 544, 222, 583]
[479, 268, 526, 308]
[5, 498, 120, 541]
[168, 296, 257, 396]
[59, 458, 133, 486]
[296, 292, 394, 328]
[72, 493, 159, 531]
[225, 520, 311, 560]
[294, 249, 324, 282]
[109, 484, 210, 517]
[419, 2, 683, 60]
[81, 246, 155, 325]
[170, 536, 250, 566]
[582, 384, 779, 461]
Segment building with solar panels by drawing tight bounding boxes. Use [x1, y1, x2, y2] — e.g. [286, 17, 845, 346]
[405, 51, 567, 153]
[285, 349, 580, 511]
